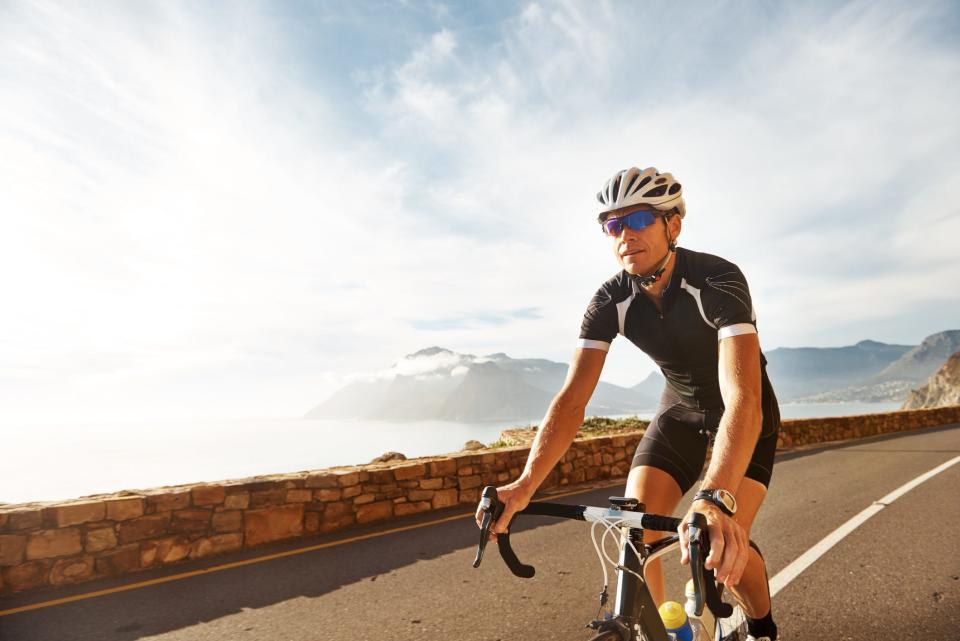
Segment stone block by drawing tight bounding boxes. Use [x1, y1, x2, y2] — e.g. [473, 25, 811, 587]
[244, 505, 304, 546]
[105, 498, 144, 522]
[50, 555, 94, 585]
[459, 475, 482, 490]
[2, 560, 49, 592]
[419, 478, 443, 490]
[393, 464, 426, 481]
[212, 511, 243, 533]
[0, 535, 27, 566]
[305, 473, 339, 489]
[324, 502, 351, 519]
[395, 501, 431, 517]
[356, 501, 393, 524]
[141, 536, 190, 567]
[148, 492, 190, 512]
[250, 489, 286, 509]
[459, 489, 479, 504]
[0, 513, 6, 529]
[319, 515, 355, 534]
[190, 533, 242, 559]
[353, 493, 376, 505]
[192, 485, 226, 507]
[84, 527, 117, 553]
[457, 466, 474, 476]
[341, 485, 361, 499]
[27, 528, 82, 560]
[399, 480, 419, 489]
[407, 490, 435, 502]
[285, 489, 312, 503]
[315, 488, 342, 502]
[369, 470, 394, 484]
[55, 502, 105, 528]
[432, 489, 458, 510]
[95, 544, 140, 576]
[443, 477, 457, 489]
[429, 459, 457, 477]
[497, 472, 510, 482]
[118, 513, 171, 544]
[224, 492, 250, 510]
[602, 453, 615, 465]
[304, 512, 320, 534]
[171, 509, 212, 536]
[7, 510, 42, 531]
[337, 472, 360, 487]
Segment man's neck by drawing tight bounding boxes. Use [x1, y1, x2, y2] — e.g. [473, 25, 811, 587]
[639, 250, 677, 299]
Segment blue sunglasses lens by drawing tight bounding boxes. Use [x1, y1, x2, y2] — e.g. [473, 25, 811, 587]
[603, 210, 656, 236]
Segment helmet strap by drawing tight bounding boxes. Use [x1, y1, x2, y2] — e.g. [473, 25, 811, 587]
[636, 216, 677, 289]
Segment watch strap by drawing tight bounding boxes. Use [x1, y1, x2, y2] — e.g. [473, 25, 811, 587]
[694, 489, 734, 516]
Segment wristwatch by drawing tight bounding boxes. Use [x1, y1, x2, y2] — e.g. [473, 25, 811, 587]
[694, 488, 737, 516]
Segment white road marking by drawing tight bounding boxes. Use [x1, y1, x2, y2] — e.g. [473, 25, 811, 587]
[768, 454, 960, 597]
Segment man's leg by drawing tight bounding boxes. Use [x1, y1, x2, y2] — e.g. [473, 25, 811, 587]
[625, 465, 683, 605]
[728, 477, 771, 619]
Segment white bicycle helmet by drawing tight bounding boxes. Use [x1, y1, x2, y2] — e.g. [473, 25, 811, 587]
[596, 166, 685, 221]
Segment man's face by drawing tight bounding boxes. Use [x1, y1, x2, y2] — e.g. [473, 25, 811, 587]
[604, 208, 681, 276]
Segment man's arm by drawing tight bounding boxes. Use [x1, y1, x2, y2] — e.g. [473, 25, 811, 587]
[703, 332, 763, 491]
[478, 347, 607, 536]
[679, 332, 763, 586]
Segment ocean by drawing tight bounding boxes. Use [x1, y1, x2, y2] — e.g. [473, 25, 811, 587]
[1, 401, 901, 505]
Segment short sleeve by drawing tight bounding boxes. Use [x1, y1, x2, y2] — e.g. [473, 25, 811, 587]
[578, 286, 619, 351]
[700, 264, 758, 340]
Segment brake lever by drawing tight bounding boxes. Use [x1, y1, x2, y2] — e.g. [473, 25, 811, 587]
[472, 486, 503, 568]
[686, 511, 734, 619]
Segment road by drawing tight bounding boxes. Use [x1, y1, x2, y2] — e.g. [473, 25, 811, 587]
[2, 424, 958, 641]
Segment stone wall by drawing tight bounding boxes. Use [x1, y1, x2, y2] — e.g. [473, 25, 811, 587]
[2, 405, 958, 595]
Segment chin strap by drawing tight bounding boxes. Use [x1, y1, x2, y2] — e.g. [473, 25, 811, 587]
[635, 219, 677, 289]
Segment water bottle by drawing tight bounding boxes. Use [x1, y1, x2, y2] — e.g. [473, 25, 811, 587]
[684, 579, 712, 641]
[658, 601, 693, 641]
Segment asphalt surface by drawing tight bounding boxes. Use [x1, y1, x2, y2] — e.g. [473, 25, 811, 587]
[1, 423, 958, 641]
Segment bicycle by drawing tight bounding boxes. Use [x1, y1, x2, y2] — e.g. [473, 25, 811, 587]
[473, 486, 755, 641]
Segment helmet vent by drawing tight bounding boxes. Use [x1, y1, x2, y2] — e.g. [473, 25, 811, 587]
[636, 176, 652, 192]
[668, 183, 682, 195]
[623, 173, 639, 195]
[655, 177, 667, 185]
[644, 185, 668, 198]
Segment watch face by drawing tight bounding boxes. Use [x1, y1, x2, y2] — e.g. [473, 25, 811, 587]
[715, 490, 737, 514]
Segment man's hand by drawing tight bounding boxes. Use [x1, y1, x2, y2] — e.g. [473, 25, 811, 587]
[678, 499, 749, 587]
[474, 480, 535, 541]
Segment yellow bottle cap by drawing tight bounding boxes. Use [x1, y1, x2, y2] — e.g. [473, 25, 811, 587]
[658, 600, 688, 629]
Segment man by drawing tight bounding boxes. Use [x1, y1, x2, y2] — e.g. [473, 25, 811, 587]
[477, 167, 781, 641]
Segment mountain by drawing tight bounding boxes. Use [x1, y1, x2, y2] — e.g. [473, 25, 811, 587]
[770, 330, 960, 403]
[305, 347, 663, 422]
[764, 339, 913, 401]
[873, 330, 960, 383]
[902, 351, 960, 409]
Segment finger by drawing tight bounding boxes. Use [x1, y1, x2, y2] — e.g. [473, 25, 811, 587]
[492, 507, 514, 535]
[678, 523, 690, 565]
[716, 530, 739, 585]
[705, 527, 724, 571]
[729, 530, 750, 586]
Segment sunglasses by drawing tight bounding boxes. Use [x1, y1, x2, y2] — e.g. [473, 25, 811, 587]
[601, 210, 660, 236]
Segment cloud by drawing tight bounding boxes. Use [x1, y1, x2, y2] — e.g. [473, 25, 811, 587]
[2, 1, 958, 422]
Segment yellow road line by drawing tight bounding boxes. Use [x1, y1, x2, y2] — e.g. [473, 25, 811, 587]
[0, 480, 621, 617]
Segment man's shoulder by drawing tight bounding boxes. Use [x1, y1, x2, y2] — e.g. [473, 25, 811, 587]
[678, 247, 745, 285]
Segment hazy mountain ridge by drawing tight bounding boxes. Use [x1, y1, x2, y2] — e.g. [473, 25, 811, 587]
[306, 330, 959, 421]
[305, 347, 665, 422]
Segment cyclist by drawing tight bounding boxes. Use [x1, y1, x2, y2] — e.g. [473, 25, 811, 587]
[477, 167, 780, 641]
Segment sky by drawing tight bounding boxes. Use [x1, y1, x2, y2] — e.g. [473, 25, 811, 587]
[2, 0, 959, 424]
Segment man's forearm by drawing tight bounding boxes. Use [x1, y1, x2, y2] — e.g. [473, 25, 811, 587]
[517, 395, 586, 491]
[701, 395, 761, 492]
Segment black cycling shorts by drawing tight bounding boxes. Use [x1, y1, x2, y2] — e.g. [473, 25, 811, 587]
[631, 383, 780, 494]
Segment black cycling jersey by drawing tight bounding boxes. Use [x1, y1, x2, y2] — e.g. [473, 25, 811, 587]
[579, 247, 774, 411]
